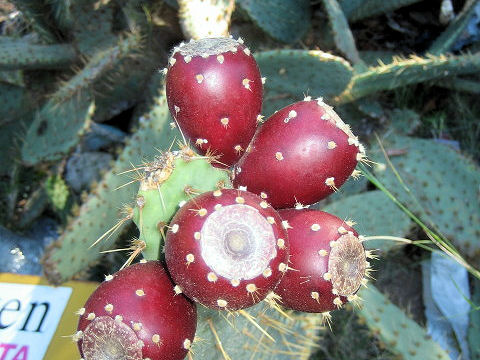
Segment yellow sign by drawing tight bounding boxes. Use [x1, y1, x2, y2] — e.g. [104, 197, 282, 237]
[0, 273, 98, 360]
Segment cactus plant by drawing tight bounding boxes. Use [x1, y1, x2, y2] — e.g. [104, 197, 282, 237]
[334, 52, 480, 104]
[370, 134, 480, 267]
[0, 39, 77, 70]
[429, 0, 478, 55]
[321, 0, 361, 65]
[357, 284, 450, 360]
[42, 76, 176, 284]
[21, 32, 141, 165]
[11, 0, 59, 43]
[192, 303, 323, 359]
[2, 1, 479, 359]
[236, 0, 311, 43]
[132, 149, 231, 260]
[256, 49, 353, 116]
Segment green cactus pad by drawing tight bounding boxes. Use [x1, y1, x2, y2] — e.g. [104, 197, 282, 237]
[435, 77, 480, 95]
[256, 49, 353, 116]
[0, 113, 32, 177]
[469, 278, 480, 360]
[193, 302, 323, 359]
[42, 76, 177, 284]
[237, 0, 311, 43]
[90, 38, 159, 122]
[335, 52, 480, 104]
[21, 92, 95, 165]
[321, 0, 360, 64]
[21, 33, 140, 165]
[388, 108, 422, 135]
[370, 135, 480, 266]
[55, 32, 141, 105]
[323, 190, 414, 252]
[0, 83, 31, 126]
[357, 284, 450, 359]
[48, 0, 74, 33]
[0, 69, 24, 87]
[70, 0, 116, 55]
[429, 0, 478, 55]
[11, 0, 58, 43]
[359, 50, 397, 67]
[91, 62, 152, 122]
[0, 40, 77, 70]
[355, 98, 385, 120]
[133, 151, 231, 260]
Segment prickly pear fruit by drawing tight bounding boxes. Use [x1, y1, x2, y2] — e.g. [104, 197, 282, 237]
[274, 209, 369, 313]
[76, 261, 197, 360]
[165, 188, 289, 310]
[165, 37, 262, 166]
[233, 98, 366, 208]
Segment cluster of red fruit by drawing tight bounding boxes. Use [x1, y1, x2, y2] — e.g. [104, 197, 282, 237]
[75, 37, 370, 360]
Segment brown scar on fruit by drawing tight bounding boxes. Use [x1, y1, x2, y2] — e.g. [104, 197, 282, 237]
[81, 316, 143, 360]
[328, 233, 366, 296]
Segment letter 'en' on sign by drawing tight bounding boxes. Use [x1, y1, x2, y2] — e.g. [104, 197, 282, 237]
[0, 283, 72, 360]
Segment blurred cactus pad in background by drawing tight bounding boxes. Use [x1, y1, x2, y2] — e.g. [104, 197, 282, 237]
[1, 0, 480, 359]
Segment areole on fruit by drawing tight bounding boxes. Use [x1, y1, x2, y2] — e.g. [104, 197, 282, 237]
[165, 37, 262, 166]
[164, 189, 289, 310]
[75, 261, 197, 360]
[274, 209, 370, 313]
[233, 97, 366, 208]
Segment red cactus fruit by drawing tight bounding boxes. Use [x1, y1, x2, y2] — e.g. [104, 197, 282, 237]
[165, 37, 262, 166]
[274, 209, 369, 313]
[75, 261, 197, 360]
[233, 97, 366, 208]
[164, 188, 289, 310]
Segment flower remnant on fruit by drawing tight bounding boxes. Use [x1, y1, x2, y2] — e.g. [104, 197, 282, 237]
[275, 209, 368, 313]
[76, 261, 197, 360]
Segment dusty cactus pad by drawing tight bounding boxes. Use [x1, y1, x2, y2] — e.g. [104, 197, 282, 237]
[275, 209, 369, 313]
[75, 261, 197, 360]
[165, 188, 289, 310]
[233, 97, 366, 208]
[165, 37, 262, 166]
